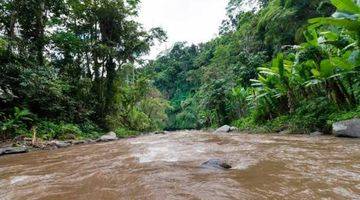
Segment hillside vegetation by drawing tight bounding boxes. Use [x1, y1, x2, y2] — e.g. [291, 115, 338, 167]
[0, 0, 359, 140]
[145, 0, 360, 133]
[0, 0, 169, 140]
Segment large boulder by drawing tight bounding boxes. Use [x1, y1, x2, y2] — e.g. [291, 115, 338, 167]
[333, 119, 360, 138]
[99, 132, 118, 142]
[214, 125, 237, 133]
[201, 159, 232, 170]
[0, 146, 28, 156]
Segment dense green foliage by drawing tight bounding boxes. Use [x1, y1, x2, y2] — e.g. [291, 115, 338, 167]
[148, 0, 360, 133]
[0, 0, 169, 140]
[1, 0, 359, 140]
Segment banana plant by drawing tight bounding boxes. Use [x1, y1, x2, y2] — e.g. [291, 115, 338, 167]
[304, 0, 360, 106]
[1, 107, 33, 140]
[309, 53, 358, 105]
[251, 53, 296, 113]
[309, 0, 360, 34]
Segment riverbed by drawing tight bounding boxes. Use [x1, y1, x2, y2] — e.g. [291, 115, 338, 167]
[0, 131, 359, 200]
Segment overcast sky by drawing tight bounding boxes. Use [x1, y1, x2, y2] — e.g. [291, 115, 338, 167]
[138, 0, 228, 59]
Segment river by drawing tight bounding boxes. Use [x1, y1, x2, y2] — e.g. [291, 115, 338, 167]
[0, 131, 359, 200]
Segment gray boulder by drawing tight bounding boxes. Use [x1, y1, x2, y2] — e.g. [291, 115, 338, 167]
[333, 119, 360, 138]
[201, 159, 232, 170]
[310, 131, 324, 137]
[215, 125, 237, 133]
[99, 131, 118, 142]
[50, 140, 71, 148]
[0, 146, 28, 156]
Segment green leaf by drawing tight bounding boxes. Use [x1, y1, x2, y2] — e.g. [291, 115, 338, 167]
[330, 57, 354, 71]
[309, 17, 360, 31]
[311, 69, 321, 78]
[320, 59, 335, 78]
[304, 28, 319, 46]
[331, 0, 360, 14]
[320, 31, 339, 42]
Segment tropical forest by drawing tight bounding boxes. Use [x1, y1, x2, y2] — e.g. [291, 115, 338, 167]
[0, 0, 359, 199]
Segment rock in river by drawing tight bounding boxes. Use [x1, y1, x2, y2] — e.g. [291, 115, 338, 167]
[214, 125, 237, 133]
[154, 131, 166, 135]
[333, 119, 360, 138]
[50, 141, 71, 148]
[0, 146, 28, 156]
[201, 159, 232, 170]
[99, 132, 118, 142]
[310, 131, 324, 137]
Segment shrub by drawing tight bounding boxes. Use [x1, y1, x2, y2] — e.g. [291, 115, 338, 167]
[78, 121, 102, 139]
[36, 121, 103, 140]
[0, 107, 33, 140]
[115, 128, 139, 138]
[36, 121, 60, 140]
[289, 97, 337, 133]
[327, 105, 360, 126]
[57, 124, 83, 140]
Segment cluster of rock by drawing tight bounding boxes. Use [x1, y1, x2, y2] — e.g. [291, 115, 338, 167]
[0, 131, 119, 156]
[0, 130, 173, 156]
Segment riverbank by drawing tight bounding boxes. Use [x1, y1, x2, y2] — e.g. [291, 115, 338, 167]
[2, 117, 359, 157]
[0, 131, 168, 156]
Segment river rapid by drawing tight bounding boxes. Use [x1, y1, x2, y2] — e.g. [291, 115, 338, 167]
[0, 131, 359, 200]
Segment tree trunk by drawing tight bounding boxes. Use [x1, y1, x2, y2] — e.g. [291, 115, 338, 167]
[7, 9, 17, 52]
[35, 1, 46, 65]
[287, 90, 295, 113]
[105, 56, 116, 114]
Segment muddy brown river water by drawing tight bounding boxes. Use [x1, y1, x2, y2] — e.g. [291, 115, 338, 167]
[0, 131, 359, 200]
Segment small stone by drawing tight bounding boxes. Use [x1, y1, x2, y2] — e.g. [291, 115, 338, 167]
[310, 131, 324, 137]
[72, 140, 86, 145]
[86, 139, 96, 144]
[279, 129, 291, 135]
[154, 131, 165, 135]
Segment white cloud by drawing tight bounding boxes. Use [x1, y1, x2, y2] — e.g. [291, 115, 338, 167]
[138, 0, 228, 59]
